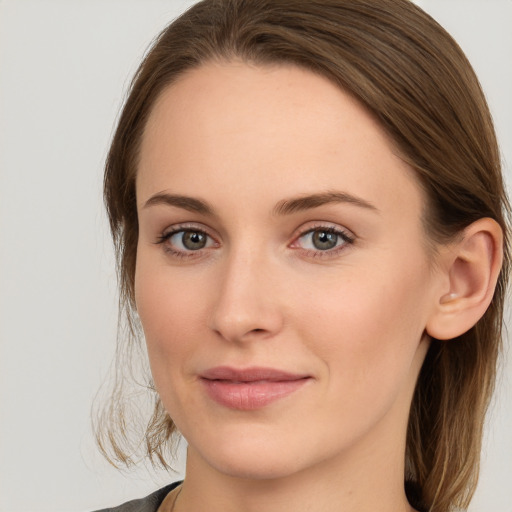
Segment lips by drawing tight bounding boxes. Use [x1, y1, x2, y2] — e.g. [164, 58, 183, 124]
[200, 366, 311, 410]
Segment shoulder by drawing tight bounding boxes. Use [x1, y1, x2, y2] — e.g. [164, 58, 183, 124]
[91, 481, 182, 512]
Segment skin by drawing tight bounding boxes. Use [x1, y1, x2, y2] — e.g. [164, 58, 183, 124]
[134, 61, 448, 512]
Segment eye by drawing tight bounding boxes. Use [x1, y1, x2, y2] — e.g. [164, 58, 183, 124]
[172, 230, 209, 250]
[293, 226, 355, 255]
[155, 226, 217, 257]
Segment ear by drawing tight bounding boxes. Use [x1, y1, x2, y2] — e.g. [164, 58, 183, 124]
[426, 218, 503, 340]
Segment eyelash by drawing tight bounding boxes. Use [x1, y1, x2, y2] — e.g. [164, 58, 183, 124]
[154, 223, 355, 260]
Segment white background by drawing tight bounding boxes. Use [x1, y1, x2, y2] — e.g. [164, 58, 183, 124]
[0, 1, 510, 511]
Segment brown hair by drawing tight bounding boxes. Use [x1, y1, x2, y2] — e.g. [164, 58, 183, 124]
[97, 1, 510, 510]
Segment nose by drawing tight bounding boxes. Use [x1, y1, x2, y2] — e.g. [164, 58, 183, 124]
[208, 248, 284, 343]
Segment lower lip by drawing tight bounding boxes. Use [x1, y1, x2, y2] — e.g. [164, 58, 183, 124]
[201, 378, 310, 410]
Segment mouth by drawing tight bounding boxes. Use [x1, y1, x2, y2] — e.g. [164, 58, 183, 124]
[200, 366, 312, 410]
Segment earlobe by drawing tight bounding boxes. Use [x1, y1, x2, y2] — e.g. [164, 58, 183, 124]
[426, 218, 503, 340]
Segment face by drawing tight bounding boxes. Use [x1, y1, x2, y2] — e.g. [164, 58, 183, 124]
[135, 62, 439, 481]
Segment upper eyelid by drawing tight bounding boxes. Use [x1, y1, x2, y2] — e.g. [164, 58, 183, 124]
[159, 221, 353, 235]
[297, 225, 350, 236]
[162, 223, 216, 237]
[291, 221, 355, 240]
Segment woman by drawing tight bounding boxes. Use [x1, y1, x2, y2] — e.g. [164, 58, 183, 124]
[94, 1, 509, 511]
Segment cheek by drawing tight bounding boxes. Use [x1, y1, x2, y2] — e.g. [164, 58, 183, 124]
[299, 252, 432, 399]
[134, 255, 204, 372]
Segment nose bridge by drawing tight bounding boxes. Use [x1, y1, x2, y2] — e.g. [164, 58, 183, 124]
[209, 242, 283, 342]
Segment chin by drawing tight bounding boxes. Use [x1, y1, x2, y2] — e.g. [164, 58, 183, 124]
[208, 453, 305, 481]
[187, 430, 314, 481]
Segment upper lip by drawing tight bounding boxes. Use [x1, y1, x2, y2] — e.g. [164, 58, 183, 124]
[200, 366, 310, 382]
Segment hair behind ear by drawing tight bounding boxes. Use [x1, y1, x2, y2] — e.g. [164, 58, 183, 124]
[407, 316, 501, 511]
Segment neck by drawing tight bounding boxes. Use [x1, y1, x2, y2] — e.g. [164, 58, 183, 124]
[176, 420, 415, 512]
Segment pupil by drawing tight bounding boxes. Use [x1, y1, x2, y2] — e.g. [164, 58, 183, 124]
[312, 230, 338, 250]
[183, 231, 206, 250]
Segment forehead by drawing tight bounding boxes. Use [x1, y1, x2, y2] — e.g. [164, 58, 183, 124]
[137, 61, 424, 221]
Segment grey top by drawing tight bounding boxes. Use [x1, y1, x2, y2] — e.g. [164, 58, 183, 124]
[92, 481, 181, 512]
[92, 479, 426, 512]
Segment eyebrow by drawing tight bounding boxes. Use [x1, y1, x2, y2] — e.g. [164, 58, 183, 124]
[143, 193, 213, 215]
[272, 191, 379, 216]
[143, 190, 378, 216]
